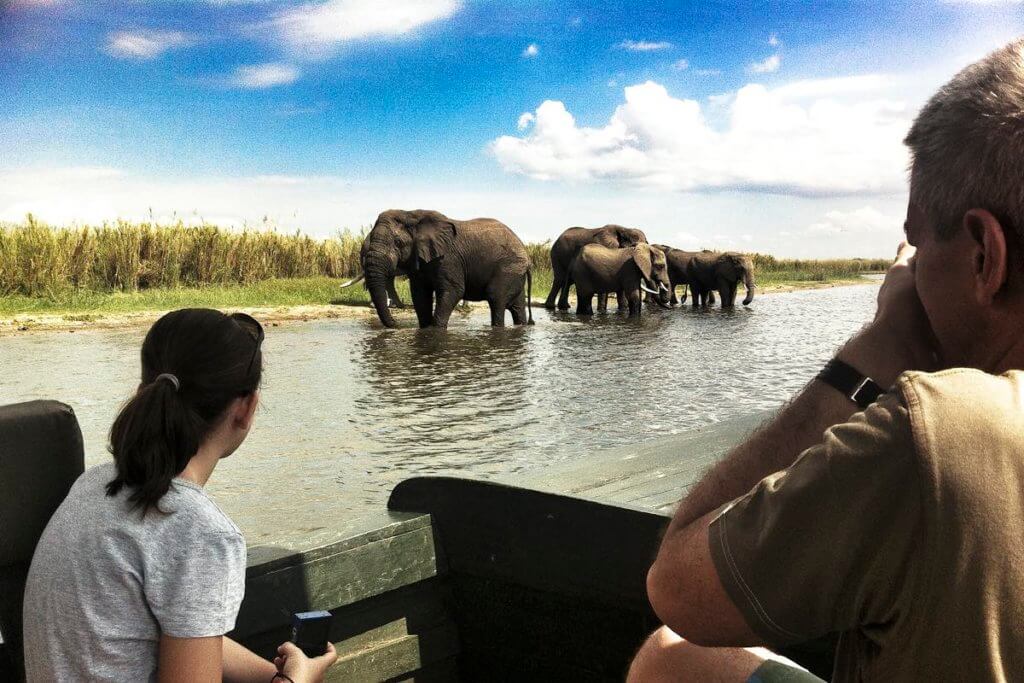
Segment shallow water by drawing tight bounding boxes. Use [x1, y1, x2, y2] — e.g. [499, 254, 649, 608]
[1, 283, 880, 545]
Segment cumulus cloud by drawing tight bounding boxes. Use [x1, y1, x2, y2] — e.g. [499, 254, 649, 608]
[490, 76, 912, 197]
[523, 43, 539, 58]
[271, 0, 461, 57]
[229, 63, 301, 88]
[805, 206, 898, 235]
[517, 112, 535, 130]
[748, 53, 781, 73]
[768, 33, 781, 47]
[618, 39, 673, 51]
[104, 29, 193, 59]
[672, 58, 689, 71]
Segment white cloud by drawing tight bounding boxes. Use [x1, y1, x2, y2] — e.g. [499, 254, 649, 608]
[489, 77, 912, 197]
[618, 39, 673, 51]
[672, 58, 689, 71]
[229, 63, 301, 88]
[523, 43, 539, 58]
[748, 53, 781, 73]
[271, 0, 461, 57]
[806, 206, 898, 235]
[768, 33, 781, 47]
[517, 112, 535, 130]
[104, 30, 193, 60]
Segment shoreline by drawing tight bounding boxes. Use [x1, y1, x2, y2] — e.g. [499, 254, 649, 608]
[0, 276, 876, 335]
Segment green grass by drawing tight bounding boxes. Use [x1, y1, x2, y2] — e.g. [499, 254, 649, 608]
[0, 218, 888, 319]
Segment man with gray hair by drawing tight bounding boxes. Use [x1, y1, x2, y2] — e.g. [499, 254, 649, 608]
[629, 38, 1024, 682]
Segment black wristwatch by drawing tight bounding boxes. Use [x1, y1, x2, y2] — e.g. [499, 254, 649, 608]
[816, 358, 885, 410]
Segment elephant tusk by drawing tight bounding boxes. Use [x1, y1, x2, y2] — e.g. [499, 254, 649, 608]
[340, 273, 365, 288]
[659, 282, 669, 292]
[639, 282, 659, 295]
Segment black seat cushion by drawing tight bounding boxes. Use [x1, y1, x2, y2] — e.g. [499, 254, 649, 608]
[0, 400, 85, 681]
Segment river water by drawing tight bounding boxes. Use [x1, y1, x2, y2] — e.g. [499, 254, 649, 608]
[1, 282, 880, 546]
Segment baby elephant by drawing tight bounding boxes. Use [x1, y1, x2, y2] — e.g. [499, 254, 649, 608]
[564, 243, 672, 316]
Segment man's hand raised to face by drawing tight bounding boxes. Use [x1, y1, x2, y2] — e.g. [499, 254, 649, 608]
[838, 242, 941, 388]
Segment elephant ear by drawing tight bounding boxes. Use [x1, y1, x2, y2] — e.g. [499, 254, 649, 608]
[413, 213, 457, 265]
[633, 243, 654, 281]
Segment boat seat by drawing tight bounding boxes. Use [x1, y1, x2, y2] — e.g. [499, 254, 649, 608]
[0, 400, 85, 682]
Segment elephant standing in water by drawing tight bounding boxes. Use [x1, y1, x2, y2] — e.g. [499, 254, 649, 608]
[361, 209, 533, 329]
[545, 224, 648, 310]
[652, 244, 713, 307]
[564, 243, 672, 316]
[683, 251, 755, 307]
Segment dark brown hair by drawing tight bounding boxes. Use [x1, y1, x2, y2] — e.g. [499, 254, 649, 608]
[106, 308, 263, 512]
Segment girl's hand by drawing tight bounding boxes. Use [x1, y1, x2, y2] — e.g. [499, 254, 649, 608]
[274, 641, 338, 683]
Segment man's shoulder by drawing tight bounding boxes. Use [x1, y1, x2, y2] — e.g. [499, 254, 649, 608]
[895, 368, 1024, 414]
[893, 367, 1024, 464]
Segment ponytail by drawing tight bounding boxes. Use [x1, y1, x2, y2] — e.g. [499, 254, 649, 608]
[106, 308, 263, 514]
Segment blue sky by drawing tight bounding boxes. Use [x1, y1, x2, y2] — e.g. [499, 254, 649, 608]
[2, 1, 1023, 257]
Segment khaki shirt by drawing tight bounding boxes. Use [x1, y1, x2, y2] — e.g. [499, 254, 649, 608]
[709, 369, 1024, 682]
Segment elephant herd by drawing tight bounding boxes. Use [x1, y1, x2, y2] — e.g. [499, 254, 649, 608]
[344, 209, 754, 329]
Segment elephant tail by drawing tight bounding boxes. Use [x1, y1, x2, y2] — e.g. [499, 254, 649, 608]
[527, 268, 535, 325]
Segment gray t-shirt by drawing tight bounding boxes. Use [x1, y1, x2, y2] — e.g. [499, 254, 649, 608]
[22, 463, 247, 682]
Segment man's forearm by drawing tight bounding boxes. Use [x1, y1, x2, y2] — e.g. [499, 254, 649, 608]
[668, 322, 925, 533]
[669, 379, 856, 531]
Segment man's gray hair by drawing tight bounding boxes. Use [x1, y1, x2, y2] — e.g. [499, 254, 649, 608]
[905, 38, 1024, 240]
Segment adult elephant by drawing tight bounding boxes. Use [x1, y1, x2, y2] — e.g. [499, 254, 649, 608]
[361, 209, 533, 329]
[563, 243, 672, 316]
[545, 224, 648, 310]
[684, 251, 755, 307]
[340, 237, 406, 308]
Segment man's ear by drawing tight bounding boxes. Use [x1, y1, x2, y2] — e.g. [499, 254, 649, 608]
[964, 208, 1009, 305]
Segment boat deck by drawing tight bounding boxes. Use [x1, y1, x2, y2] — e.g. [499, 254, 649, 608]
[515, 410, 770, 513]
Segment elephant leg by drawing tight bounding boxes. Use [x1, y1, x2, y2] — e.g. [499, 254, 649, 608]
[680, 284, 688, 304]
[597, 292, 609, 313]
[409, 279, 434, 328]
[707, 289, 716, 306]
[577, 289, 594, 315]
[616, 290, 627, 311]
[546, 264, 565, 310]
[508, 290, 527, 325]
[431, 289, 463, 329]
[488, 299, 506, 327]
[387, 279, 406, 308]
[556, 267, 573, 311]
[627, 290, 642, 317]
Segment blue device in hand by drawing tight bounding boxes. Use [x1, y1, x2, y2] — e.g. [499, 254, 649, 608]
[290, 610, 333, 658]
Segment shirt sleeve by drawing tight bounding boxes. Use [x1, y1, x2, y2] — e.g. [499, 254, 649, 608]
[145, 529, 247, 638]
[708, 391, 923, 646]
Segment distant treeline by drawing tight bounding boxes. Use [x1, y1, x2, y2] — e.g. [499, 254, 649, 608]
[0, 218, 889, 297]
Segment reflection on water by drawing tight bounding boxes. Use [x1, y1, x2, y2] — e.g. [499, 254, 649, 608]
[0, 284, 879, 542]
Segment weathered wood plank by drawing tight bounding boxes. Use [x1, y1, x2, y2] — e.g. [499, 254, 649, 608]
[234, 523, 441, 638]
[245, 511, 432, 571]
[326, 621, 460, 683]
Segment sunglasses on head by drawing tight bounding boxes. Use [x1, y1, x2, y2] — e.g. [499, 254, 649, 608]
[229, 312, 265, 376]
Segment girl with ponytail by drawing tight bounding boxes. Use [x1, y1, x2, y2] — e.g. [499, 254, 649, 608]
[23, 308, 336, 683]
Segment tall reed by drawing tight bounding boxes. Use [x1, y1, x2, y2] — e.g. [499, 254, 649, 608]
[0, 217, 889, 298]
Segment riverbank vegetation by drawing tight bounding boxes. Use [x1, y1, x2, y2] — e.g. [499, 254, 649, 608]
[0, 218, 889, 318]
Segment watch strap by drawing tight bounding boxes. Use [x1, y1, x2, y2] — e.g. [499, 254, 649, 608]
[816, 358, 885, 410]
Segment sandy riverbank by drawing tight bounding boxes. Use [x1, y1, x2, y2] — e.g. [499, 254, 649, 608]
[0, 277, 874, 335]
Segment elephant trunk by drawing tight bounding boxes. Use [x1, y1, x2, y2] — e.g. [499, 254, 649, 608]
[742, 269, 755, 306]
[366, 270, 398, 328]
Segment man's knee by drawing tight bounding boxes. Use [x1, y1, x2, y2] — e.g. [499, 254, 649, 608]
[627, 626, 770, 683]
